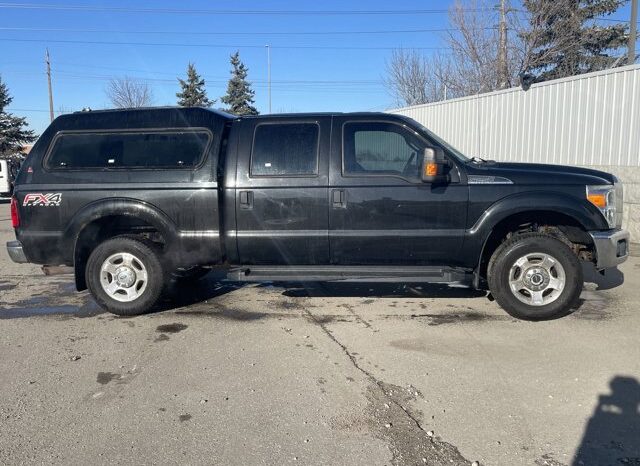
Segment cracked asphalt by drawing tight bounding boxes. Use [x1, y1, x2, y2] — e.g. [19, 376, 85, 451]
[1, 201, 639, 466]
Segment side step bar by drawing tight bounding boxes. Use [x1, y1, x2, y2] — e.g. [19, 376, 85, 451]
[227, 265, 472, 285]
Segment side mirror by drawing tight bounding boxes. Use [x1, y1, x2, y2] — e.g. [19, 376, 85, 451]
[421, 147, 446, 183]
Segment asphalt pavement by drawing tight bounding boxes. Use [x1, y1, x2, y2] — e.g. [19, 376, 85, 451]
[1, 201, 638, 466]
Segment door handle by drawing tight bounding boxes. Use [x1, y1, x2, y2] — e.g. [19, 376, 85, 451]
[239, 190, 253, 209]
[331, 189, 346, 208]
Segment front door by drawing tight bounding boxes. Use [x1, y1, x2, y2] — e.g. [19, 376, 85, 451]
[235, 117, 330, 265]
[329, 117, 468, 266]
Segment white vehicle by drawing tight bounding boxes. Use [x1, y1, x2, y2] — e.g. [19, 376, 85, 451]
[0, 160, 12, 197]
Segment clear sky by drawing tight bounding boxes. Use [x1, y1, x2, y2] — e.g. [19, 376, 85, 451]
[0, 0, 635, 135]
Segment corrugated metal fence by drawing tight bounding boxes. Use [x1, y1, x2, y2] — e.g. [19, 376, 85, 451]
[390, 64, 640, 167]
[390, 64, 640, 243]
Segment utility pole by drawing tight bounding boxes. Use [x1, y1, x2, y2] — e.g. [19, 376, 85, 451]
[45, 49, 54, 122]
[497, 0, 509, 89]
[630, 0, 638, 65]
[265, 44, 272, 114]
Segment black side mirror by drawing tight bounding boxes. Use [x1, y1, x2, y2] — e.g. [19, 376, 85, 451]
[421, 147, 446, 183]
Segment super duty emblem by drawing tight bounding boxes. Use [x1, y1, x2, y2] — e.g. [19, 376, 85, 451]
[23, 193, 62, 207]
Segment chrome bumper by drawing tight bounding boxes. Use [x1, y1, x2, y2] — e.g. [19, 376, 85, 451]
[6, 240, 28, 263]
[589, 229, 630, 269]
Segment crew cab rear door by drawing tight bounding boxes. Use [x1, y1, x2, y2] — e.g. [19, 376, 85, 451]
[328, 116, 468, 266]
[234, 117, 330, 265]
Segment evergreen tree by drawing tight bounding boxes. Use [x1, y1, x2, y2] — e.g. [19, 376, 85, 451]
[221, 52, 259, 116]
[176, 63, 213, 107]
[0, 76, 36, 158]
[522, 0, 628, 82]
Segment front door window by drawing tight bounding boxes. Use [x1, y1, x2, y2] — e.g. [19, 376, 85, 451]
[343, 122, 426, 181]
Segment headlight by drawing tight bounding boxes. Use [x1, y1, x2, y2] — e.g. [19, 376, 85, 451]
[586, 182, 623, 229]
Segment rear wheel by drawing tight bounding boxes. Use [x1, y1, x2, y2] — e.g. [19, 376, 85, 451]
[488, 233, 582, 321]
[86, 236, 164, 316]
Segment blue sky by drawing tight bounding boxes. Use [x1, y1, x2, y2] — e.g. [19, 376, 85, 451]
[0, 0, 635, 135]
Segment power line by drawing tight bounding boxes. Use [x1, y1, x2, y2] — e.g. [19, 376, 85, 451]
[2, 67, 386, 85]
[4, 68, 387, 90]
[0, 26, 494, 36]
[0, 37, 448, 50]
[0, 3, 487, 15]
[9, 72, 383, 89]
[52, 71, 384, 86]
[6, 107, 51, 113]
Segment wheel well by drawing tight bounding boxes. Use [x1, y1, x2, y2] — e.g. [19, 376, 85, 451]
[74, 215, 165, 291]
[477, 210, 594, 287]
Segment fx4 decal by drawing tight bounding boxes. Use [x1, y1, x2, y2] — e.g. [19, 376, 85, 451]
[23, 193, 62, 207]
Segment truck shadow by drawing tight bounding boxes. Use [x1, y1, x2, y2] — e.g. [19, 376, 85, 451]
[158, 271, 243, 311]
[157, 272, 486, 313]
[279, 282, 486, 299]
[573, 376, 640, 465]
[581, 263, 624, 291]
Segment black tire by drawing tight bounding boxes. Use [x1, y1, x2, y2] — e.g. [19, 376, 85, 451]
[487, 232, 583, 321]
[86, 236, 164, 316]
[169, 266, 210, 282]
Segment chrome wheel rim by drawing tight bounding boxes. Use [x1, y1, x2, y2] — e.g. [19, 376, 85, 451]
[99, 252, 148, 302]
[508, 252, 565, 307]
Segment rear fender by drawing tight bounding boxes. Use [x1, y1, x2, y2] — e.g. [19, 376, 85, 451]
[67, 198, 178, 290]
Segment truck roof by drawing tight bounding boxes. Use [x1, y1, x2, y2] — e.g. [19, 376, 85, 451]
[71, 106, 237, 119]
[68, 106, 391, 120]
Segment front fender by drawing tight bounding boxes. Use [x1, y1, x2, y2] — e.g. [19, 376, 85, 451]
[462, 191, 607, 268]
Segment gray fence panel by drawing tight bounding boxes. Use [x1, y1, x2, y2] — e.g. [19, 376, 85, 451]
[390, 64, 640, 167]
[390, 64, 640, 242]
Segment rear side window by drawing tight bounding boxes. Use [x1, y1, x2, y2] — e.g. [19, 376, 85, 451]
[251, 123, 319, 176]
[46, 130, 211, 169]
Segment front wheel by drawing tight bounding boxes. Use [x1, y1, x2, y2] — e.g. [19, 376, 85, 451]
[86, 236, 164, 316]
[488, 233, 583, 321]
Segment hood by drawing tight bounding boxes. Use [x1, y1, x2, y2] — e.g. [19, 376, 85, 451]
[465, 161, 616, 186]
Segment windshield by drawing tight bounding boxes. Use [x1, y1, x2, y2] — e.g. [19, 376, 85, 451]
[400, 117, 470, 163]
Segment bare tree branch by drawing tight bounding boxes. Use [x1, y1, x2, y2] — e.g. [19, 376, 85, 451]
[105, 77, 154, 108]
[385, 0, 527, 106]
[384, 49, 445, 106]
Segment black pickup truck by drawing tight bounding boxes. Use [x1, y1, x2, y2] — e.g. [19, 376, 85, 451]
[6, 107, 629, 320]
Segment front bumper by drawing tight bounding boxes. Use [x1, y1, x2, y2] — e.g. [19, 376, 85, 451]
[6, 240, 28, 263]
[589, 229, 630, 269]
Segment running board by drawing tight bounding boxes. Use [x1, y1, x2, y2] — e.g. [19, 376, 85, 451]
[227, 266, 472, 284]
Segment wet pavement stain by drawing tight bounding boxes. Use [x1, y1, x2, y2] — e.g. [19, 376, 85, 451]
[572, 292, 613, 320]
[410, 311, 510, 326]
[176, 307, 286, 321]
[0, 282, 16, 291]
[178, 414, 192, 422]
[156, 323, 188, 333]
[0, 278, 103, 319]
[154, 334, 170, 342]
[389, 339, 429, 353]
[56, 282, 78, 294]
[96, 372, 120, 385]
[312, 314, 352, 324]
[0, 305, 84, 319]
